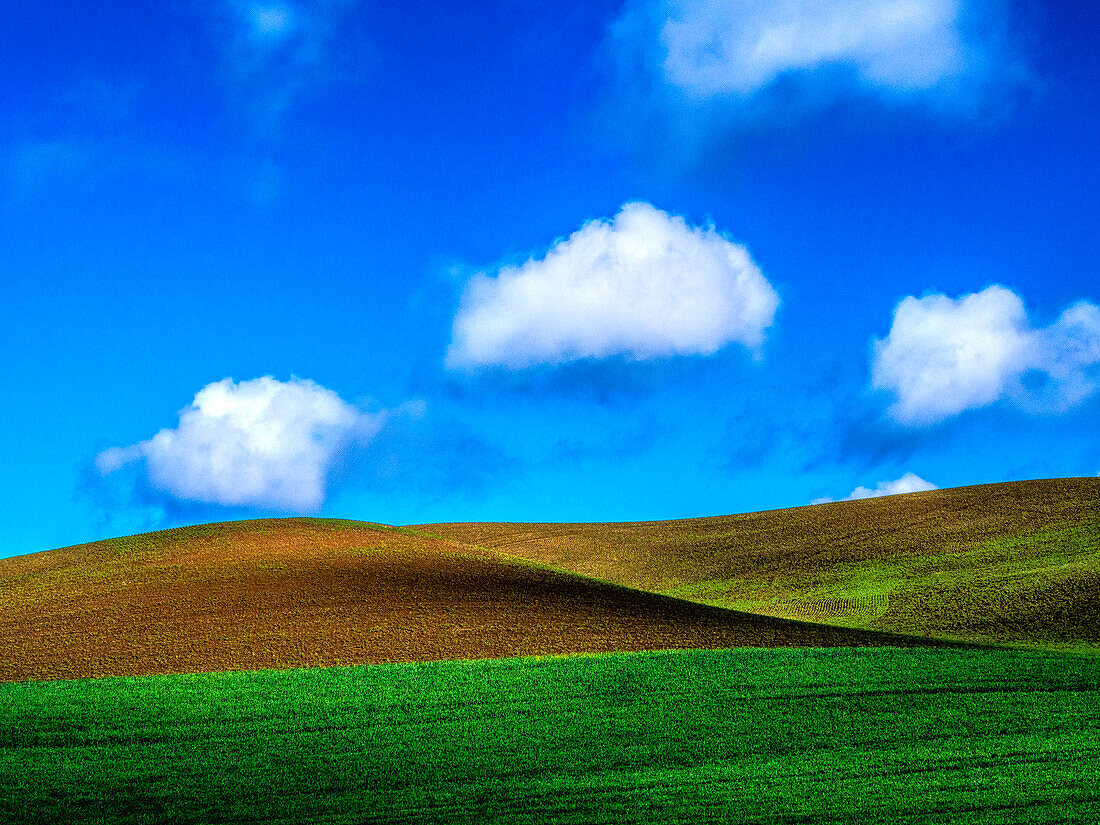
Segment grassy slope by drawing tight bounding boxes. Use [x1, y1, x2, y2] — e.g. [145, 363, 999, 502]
[2, 647, 1098, 824]
[0, 519, 942, 683]
[418, 478, 1100, 650]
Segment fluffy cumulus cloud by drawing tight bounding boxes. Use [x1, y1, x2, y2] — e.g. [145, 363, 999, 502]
[607, 0, 1019, 115]
[446, 202, 779, 370]
[814, 472, 937, 504]
[96, 376, 384, 512]
[872, 285, 1100, 425]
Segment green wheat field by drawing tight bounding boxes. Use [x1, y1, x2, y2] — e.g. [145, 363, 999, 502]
[1, 478, 1098, 823]
[3, 648, 1099, 824]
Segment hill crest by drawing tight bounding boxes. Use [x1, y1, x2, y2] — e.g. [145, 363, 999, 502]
[0, 517, 956, 683]
[418, 478, 1100, 651]
[3, 478, 1094, 681]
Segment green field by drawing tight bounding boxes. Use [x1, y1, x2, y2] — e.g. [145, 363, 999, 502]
[3, 647, 1099, 824]
[3, 479, 1098, 822]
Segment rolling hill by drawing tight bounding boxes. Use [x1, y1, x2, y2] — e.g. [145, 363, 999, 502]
[3, 480, 1098, 822]
[0, 519, 943, 683]
[419, 477, 1100, 650]
[2, 477, 1093, 682]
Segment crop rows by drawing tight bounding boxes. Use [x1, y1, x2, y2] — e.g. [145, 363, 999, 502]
[1, 647, 1098, 824]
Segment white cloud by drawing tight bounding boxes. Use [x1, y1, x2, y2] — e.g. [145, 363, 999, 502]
[96, 376, 385, 512]
[872, 286, 1029, 424]
[814, 472, 938, 504]
[666, 0, 965, 96]
[872, 285, 1100, 425]
[607, 0, 1019, 115]
[844, 472, 938, 500]
[446, 202, 779, 369]
[1033, 301, 1100, 408]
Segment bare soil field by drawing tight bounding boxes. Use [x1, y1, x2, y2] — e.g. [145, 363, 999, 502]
[0, 520, 950, 683]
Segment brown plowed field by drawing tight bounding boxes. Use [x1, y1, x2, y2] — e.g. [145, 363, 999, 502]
[0, 519, 960, 682]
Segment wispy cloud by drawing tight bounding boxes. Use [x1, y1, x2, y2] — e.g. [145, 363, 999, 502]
[872, 285, 1100, 425]
[7, 77, 146, 196]
[662, 0, 969, 97]
[342, 408, 522, 505]
[447, 202, 779, 370]
[226, 0, 341, 65]
[214, 0, 362, 124]
[603, 0, 1025, 145]
[96, 376, 388, 512]
[814, 471, 937, 503]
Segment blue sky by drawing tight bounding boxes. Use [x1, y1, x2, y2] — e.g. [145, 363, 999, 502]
[2, 0, 1097, 558]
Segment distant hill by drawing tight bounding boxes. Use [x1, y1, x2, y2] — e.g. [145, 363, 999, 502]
[0, 520, 947, 683]
[419, 478, 1100, 651]
[5, 478, 1090, 683]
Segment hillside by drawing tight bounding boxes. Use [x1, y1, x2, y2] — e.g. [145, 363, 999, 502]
[418, 478, 1100, 650]
[0, 520, 942, 683]
[4, 477, 1091, 683]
